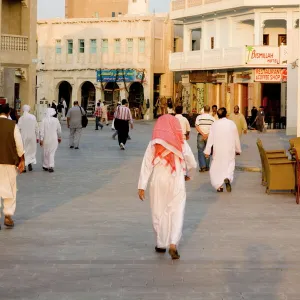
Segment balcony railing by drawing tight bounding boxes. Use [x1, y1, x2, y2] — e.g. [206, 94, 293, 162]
[169, 46, 287, 71]
[0, 34, 28, 51]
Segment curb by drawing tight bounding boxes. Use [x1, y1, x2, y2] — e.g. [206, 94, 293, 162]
[235, 166, 261, 173]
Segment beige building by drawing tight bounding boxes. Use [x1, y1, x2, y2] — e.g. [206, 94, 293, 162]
[170, 0, 299, 133]
[0, 0, 37, 111]
[37, 6, 174, 119]
[65, 0, 128, 18]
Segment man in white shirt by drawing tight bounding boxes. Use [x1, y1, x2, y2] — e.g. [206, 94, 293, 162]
[195, 105, 215, 172]
[175, 106, 191, 140]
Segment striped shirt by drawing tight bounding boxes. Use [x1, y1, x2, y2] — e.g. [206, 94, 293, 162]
[195, 113, 215, 135]
[114, 105, 133, 124]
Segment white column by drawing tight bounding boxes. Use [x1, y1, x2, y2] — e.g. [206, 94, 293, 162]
[254, 12, 262, 45]
[228, 17, 233, 47]
[297, 22, 300, 137]
[215, 19, 220, 49]
[183, 25, 192, 52]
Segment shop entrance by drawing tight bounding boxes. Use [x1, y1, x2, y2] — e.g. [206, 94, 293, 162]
[81, 81, 96, 117]
[129, 82, 144, 108]
[261, 83, 281, 127]
[104, 82, 120, 106]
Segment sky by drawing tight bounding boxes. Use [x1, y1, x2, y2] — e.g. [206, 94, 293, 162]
[37, 0, 170, 19]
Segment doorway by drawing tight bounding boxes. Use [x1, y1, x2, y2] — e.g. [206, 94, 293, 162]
[81, 81, 96, 116]
[58, 81, 72, 111]
[104, 82, 120, 106]
[129, 82, 144, 108]
[261, 83, 281, 126]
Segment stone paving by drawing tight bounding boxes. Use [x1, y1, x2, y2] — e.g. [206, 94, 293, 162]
[0, 122, 299, 300]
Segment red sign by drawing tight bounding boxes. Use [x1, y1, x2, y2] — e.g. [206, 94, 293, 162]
[254, 69, 287, 82]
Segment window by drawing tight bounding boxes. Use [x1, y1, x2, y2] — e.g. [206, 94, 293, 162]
[115, 39, 121, 54]
[90, 39, 97, 54]
[55, 39, 62, 54]
[67, 39, 73, 54]
[139, 38, 145, 53]
[79, 39, 85, 53]
[210, 37, 214, 49]
[263, 34, 269, 46]
[112, 12, 116, 17]
[102, 39, 108, 53]
[278, 34, 287, 46]
[127, 38, 133, 53]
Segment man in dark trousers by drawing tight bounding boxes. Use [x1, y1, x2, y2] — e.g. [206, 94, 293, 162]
[0, 104, 25, 229]
[114, 99, 133, 150]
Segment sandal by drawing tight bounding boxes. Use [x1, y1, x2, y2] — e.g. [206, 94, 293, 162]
[169, 248, 180, 260]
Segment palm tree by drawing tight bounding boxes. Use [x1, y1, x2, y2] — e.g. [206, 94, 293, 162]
[246, 45, 254, 62]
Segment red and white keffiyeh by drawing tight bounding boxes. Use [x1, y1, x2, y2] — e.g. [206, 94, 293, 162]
[151, 114, 185, 174]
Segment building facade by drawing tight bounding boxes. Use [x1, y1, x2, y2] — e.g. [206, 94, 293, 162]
[169, 0, 299, 134]
[37, 12, 174, 119]
[0, 0, 37, 111]
[65, 0, 128, 18]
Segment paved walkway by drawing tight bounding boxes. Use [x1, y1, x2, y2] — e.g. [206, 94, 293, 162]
[0, 122, 299, 300]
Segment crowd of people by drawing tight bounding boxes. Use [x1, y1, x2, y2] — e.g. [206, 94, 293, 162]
[0, 98, 257, 260]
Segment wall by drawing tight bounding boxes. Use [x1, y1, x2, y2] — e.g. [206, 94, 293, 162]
[232, 21, 254, 47]
[1, 0, 21, 35]
[65, 0, 128, 18]
[219, 18, 229, 48]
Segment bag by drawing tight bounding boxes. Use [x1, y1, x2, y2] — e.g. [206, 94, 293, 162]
[79, 106, 88, 128]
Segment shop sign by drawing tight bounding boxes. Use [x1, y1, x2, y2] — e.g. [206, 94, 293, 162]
[96, 69, 144, 83]
[234, 71, 253, 83]
[189, 71, 213, 83]
[181, 74, 190, 84]
[245, 46, 280, 65]
[213, 73, 227, 83]
[254, 69, 287, 82]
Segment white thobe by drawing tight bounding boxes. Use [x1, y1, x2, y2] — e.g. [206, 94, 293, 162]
[40, 117, 62, 168]
[204, 118, 241, 190]
[0, 116, 24, 216]
[62, 100, 67, 119]
[138, 141, 197, 248]
[18, 113, 39, 166]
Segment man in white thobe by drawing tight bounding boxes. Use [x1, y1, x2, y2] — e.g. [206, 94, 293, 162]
[18, 105, 39, 172]
[138, 115, 197, 260]
[61, 98, 67, 120]
[0, 104, 25, 228]
[40, 108, 62, 173]
[204, 107, 241, 193]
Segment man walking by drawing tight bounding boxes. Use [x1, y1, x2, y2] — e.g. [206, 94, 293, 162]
[67, 101, 85, 150]
[114, 99, 133, 150]
[175, 106, 191, 140]
[0, 104, 25, 228]
[229, 105, 247, 137]
[94, 102, 103, 130]
[40, 108, 62, 173]
[195, 105, 215, 172]
[204, 107, 241, 193]
[18, 105, 39, 172]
